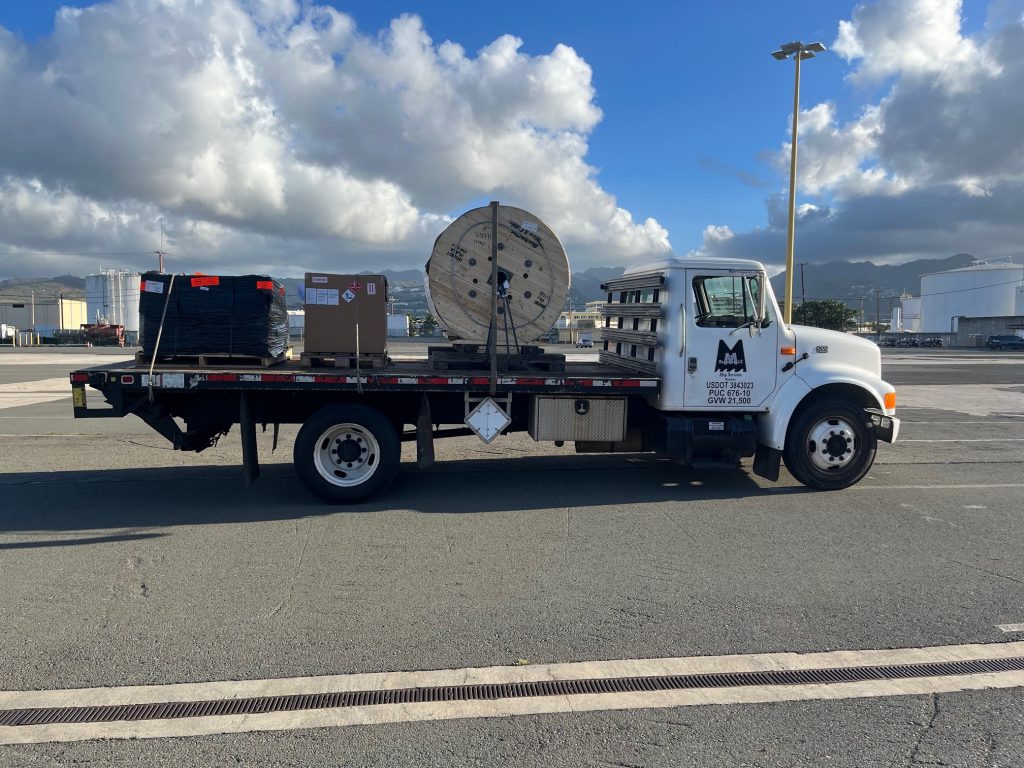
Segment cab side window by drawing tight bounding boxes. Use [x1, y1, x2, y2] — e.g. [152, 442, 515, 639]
[692, 275, 765, 328]
[693, 275, 746, 328]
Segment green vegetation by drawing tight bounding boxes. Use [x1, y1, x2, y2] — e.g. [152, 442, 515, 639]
[792, 300, 860, 332]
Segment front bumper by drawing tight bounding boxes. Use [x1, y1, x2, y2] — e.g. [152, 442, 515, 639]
[867, 409, 900, 443]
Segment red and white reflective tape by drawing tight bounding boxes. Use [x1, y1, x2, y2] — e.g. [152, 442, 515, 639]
[107, 372, 658, 389]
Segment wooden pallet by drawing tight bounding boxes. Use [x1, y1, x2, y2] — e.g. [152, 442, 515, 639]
[427, 344, 565, 373]
[300, 351, 390, 370]
[135, 350, 290, 368]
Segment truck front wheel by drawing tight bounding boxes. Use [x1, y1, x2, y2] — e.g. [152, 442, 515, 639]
[783, 398, 877, 490]
[294, 404, 400, 503]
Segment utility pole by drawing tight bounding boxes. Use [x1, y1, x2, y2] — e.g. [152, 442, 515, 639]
[799, 262, 807, 307]
[875, 288, 881, 342]
[31, 290, 35, 329]
[155, 217, 167, 272]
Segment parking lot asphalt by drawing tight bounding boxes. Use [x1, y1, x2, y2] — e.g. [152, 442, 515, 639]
[0, 345, 1022, 766]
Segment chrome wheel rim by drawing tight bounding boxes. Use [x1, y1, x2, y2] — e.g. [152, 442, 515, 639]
[313, 423, 380, 487]
[806, 417, 857, 471]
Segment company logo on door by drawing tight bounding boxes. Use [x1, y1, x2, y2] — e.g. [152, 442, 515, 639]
[715, 340, 746, 373]
[708, 339, 753, 405]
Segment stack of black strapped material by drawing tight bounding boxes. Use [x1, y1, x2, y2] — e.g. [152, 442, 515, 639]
[139, 272, 289, 361]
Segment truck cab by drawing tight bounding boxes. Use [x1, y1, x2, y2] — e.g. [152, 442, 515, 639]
[598, 257, 899, 490]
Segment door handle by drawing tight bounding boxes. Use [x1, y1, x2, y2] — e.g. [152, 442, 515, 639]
[678, 303, 686, 355]
[687, 356, 698, 374]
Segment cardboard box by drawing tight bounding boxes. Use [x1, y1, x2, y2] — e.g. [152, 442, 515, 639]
[303, 273, 387, 355]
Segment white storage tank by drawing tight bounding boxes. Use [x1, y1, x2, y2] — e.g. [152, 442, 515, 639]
[1016, 284, 1024, 315]
[919, 261, 1024, 332]
[86, 269, 141, 332]
[890, 306, 902, 332]
[902, 296, 922, 332]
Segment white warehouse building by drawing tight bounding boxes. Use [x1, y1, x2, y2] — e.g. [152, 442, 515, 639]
[913, 261, 1024, 333]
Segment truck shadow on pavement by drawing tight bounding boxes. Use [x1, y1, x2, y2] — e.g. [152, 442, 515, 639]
[0, 455, 810, 535]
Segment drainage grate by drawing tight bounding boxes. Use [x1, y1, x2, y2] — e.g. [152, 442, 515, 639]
[3, 656, 1023, 728]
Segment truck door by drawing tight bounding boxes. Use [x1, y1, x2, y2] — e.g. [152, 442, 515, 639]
[683, 270, 778, 410]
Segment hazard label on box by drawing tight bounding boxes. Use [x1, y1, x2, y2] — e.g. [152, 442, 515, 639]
[348, 280, 362, 292]
[342, 289, 357, 303]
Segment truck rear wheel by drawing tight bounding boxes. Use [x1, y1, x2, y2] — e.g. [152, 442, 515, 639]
[294, 404, 400, 503]
[783, 398, 877, 491]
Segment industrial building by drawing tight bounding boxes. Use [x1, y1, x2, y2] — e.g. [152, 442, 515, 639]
[891, 259, 1024, 340]
[0, 296, 87, 336]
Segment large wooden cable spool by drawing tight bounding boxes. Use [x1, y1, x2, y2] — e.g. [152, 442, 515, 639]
[425, 205, 570, 343]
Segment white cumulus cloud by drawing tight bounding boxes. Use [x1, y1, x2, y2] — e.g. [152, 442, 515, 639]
[705, 0, 1024, 268]
[0, 1, 669, 277]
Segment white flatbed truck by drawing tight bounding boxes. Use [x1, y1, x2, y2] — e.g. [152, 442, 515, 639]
[70, 257, 899, 502]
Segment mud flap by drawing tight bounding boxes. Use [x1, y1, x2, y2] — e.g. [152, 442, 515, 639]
[753, 444, 781, 481]
[416, 394, 435, 469]
[240, 391, 260, 486]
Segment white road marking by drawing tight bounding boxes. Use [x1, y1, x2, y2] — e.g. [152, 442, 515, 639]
[0, 378, 71, 410]
[884, 359, 1024, 365]
[2, 642, 1024, 745]
[998, 624, 1024, 633]
[0, 354, 132, 366]
[898, 438, 1024, 442]
[895, 385, 1024, 417]
[856, 483, 1024, 490]
[901, 421, 1024, 425]
[0, 434, 106, 438]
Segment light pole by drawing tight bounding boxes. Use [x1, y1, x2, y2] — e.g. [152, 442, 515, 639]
[772, 40, 825, 325]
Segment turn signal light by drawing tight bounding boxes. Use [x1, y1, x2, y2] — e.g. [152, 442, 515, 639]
[70, 373, 89, 383]
[780, 346, 796, 356]
[884, 392, 896, 410]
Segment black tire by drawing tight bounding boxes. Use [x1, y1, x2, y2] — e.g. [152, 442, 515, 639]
[783, 397, 877, 491]
[293, 403, 400, 503]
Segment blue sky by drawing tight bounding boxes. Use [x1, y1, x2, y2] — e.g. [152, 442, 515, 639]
[0, 0, 1019, 277]
[0, 0, 859, 250]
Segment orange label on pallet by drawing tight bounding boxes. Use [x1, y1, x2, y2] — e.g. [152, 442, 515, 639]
[256, 280, 274, 290]
[191, 276, 220, 287]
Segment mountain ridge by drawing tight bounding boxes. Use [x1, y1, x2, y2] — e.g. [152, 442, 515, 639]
[4, 254, 1017, 309]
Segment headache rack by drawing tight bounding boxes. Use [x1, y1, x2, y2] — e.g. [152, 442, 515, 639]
[598, 273, 665, 376]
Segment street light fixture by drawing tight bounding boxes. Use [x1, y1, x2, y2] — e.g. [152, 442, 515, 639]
[772, 40, 825, 325]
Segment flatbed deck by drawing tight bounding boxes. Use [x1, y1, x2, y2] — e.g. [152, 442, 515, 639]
[71, 358, 660, 395]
